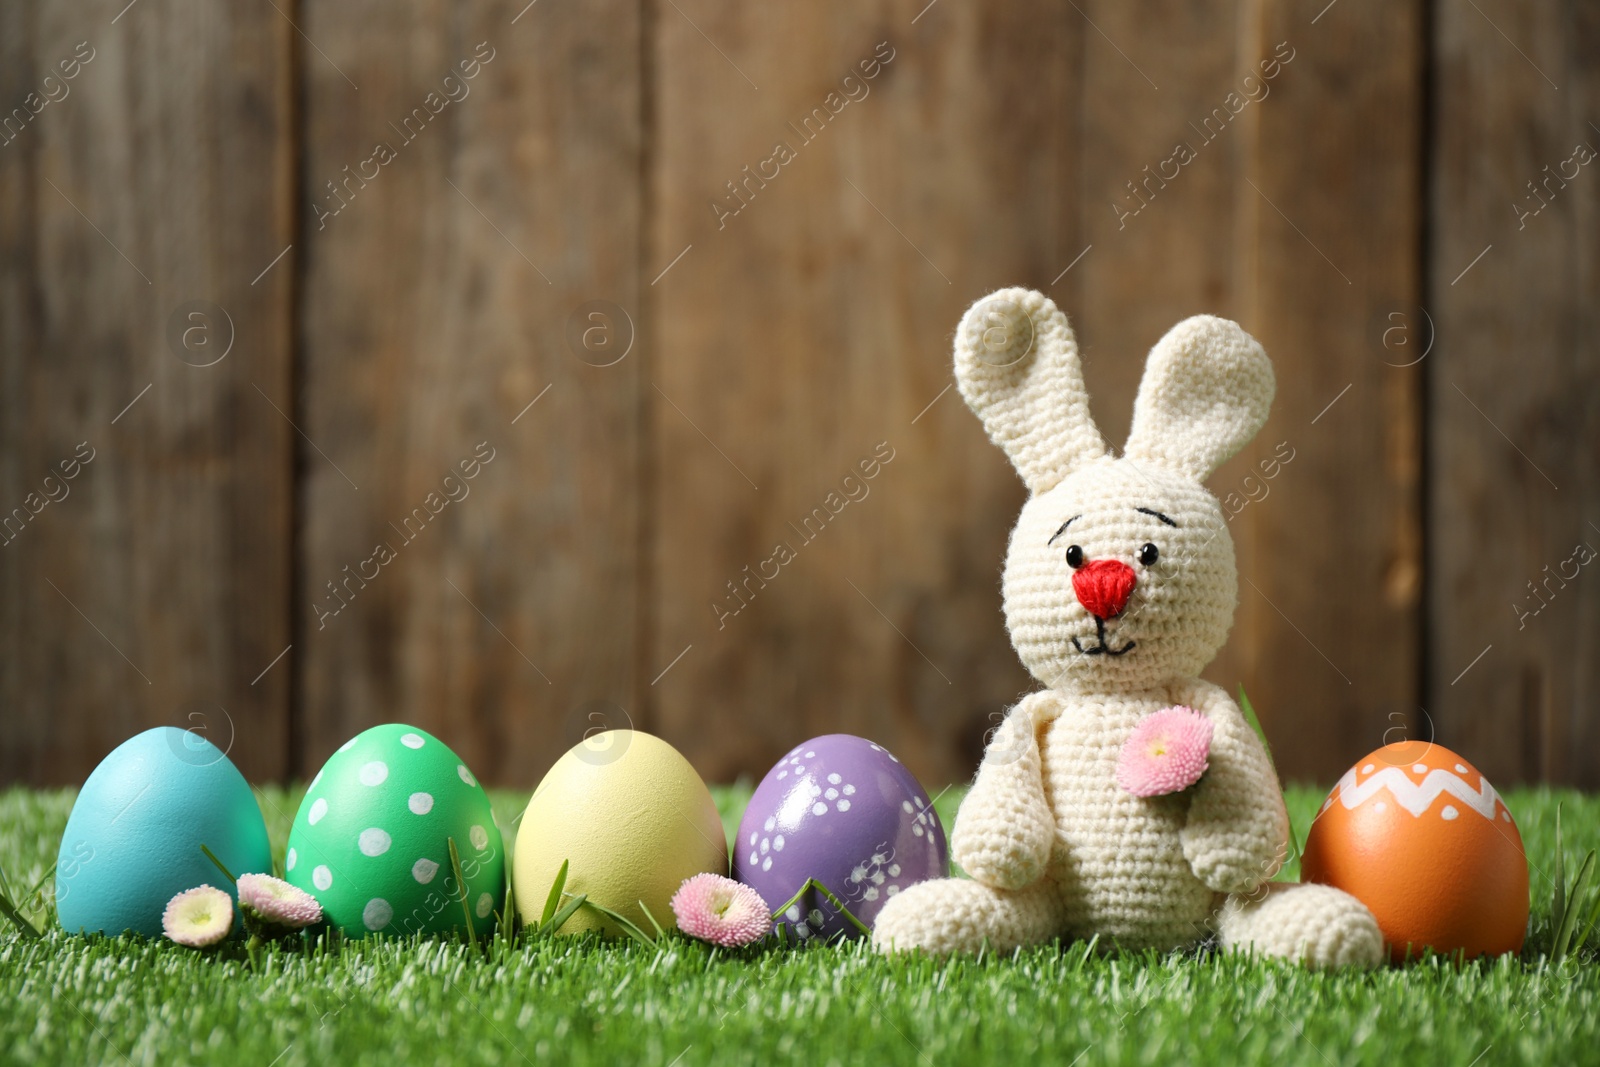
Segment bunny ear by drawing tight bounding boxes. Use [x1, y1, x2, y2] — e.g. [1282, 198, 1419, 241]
[954, 288, 1107, 494]
[1123, 315, 1274, 481]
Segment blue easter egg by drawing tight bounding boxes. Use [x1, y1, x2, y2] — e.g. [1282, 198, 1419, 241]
[55, 727, 272, 937]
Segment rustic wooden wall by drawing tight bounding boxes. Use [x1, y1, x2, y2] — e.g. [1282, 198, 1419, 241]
[2, 0, 1594, 790]
[0, 0, 294, 785]
[294, 0, 644, 786]
[1429, 0, 1600, 789]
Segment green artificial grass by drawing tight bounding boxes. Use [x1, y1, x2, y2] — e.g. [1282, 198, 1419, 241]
[1, 784, 1597, 1067]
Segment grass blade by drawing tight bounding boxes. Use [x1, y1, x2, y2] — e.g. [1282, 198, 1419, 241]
[1552, 849, 1594, 965]
[22, 861, 58, 924]
[769, 882, 810, 922]
[1238, 687, 1299, 864]
[1552, 804, 1567, 940]
[1575, 874, 1600, 957]
[0, 882, 40, 939]
[540, 859, 569, 928]
[502, 857, 518, 938]
[769, 879, 871, 938]
[25, 861, 57, 904]
[447, 837, 478, 951]
[807, 880, 873, 938]
[200, 844, 237, 886]
[574, 895, 657, 947]
[541, 893, 587, 935]
[638, 900, 667, 940]
[1237, 686, 1274, 768]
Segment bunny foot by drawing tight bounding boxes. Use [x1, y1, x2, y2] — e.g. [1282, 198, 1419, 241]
[1217, 882, 1383, 968]
[872, 876, 1064, 956]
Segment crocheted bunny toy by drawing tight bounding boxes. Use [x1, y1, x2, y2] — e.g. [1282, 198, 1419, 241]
[872, 288, 1382, 967]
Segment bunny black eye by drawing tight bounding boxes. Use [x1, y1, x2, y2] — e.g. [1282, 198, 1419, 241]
[1138, 543, 1160, 566]
[1065, 545, 1085, 568]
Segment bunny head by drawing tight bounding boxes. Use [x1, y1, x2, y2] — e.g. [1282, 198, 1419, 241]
[954, 288, 1274, 694]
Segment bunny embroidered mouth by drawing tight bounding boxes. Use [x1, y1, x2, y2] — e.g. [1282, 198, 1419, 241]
[1071, 617, 1136, 657]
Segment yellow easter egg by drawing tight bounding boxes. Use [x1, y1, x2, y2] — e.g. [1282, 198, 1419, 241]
[514, 730, 726, 936]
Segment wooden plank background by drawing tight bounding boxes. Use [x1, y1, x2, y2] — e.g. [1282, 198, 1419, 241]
[1429, 0, 1600, 788]
[2, 0, 1594, 790]
[294, 0, 643, 787]
[0, 0, 294, 785]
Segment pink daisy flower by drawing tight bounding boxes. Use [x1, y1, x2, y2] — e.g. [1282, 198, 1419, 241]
[1116, 706, 1213, 798]
[671, 873, 772, 947]
[162, 885, 234, 947]
[237, 873, 323, 930]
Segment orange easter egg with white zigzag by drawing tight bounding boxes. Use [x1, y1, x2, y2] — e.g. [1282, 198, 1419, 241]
[1301, 741, 1529, 963]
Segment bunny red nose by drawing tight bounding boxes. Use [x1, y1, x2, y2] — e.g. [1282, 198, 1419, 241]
[1072, 558, 1137, 619]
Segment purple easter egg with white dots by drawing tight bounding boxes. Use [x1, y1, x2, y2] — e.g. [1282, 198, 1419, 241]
[734, 734, 947, 942]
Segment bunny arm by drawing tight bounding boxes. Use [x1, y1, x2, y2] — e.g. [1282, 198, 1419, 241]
[1175, 680, 1290, 895]
[950, 690, 1062, 890]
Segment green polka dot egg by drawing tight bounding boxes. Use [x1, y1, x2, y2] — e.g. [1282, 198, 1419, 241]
[286, 724, 504, 938]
